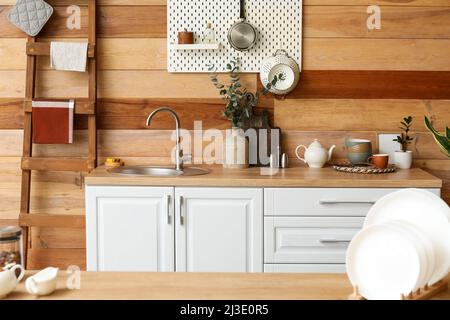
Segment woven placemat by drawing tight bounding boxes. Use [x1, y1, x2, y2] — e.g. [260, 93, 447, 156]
[333, 162, 396, 174]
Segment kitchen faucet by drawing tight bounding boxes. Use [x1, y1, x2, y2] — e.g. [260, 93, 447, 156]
[146, 107, 186, 171]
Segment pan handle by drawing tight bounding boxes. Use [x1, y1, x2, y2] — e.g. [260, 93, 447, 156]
[240, 0, 246, 20]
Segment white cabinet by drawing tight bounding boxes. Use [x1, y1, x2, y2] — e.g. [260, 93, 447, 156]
[264, 188, 440, 216]
[264, 217, 364, 264]
[175, 188, 263, 272]
[86, 185, 440, 274]
[263, 187, 440, 273]
[86, 186, 263, 273]
[86, 186, 174, 272]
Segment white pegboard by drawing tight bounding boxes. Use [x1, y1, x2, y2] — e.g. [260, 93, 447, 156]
[168, 0, 302, 73]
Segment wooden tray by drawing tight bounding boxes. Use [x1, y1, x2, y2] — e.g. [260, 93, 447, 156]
[333, 162, 396, 174]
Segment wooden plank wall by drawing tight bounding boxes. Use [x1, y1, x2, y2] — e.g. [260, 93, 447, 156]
[0, 0, 449, 269]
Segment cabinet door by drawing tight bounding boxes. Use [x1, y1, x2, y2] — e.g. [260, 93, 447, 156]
[86, 186, 174, 272]
[175, 188, 263, 273]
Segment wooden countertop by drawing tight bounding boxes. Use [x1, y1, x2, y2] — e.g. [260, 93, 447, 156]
[7, 272, 450, 300]
[85, 166, 442, 188]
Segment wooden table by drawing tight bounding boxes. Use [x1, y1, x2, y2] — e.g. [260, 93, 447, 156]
[6, 272, 450, 300]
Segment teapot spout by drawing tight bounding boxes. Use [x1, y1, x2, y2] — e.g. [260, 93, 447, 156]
[328, 145, 336, 161]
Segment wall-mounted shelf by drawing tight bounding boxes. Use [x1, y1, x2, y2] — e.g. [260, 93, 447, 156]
[168, 0, 302, 73]
[170, 43, 221, 50]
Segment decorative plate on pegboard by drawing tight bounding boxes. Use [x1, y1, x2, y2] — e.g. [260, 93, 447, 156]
[333, 162, 397, 174]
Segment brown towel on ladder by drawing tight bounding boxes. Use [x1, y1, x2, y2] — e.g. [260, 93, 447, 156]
[32, 100, 74, 144]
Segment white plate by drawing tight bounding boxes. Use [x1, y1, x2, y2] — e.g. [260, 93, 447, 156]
[387, 220, 435, 288]
[346, 223, 423, 300]
[411, 189, 450, 221]
[364, 189, 450, 284]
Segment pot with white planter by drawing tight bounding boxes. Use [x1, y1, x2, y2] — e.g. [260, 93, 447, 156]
[393, 116, 414, 169]
[394, 150, 413, 169]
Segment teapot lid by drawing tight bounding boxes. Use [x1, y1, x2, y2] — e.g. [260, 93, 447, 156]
[0, 227, 21, 240]
[309, 139, 324, 148]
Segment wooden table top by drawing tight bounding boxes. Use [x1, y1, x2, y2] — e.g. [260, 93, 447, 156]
[7, 272, 450, 300]
[85, 166, 442, 188]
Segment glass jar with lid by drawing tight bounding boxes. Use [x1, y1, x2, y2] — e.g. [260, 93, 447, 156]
[0, 227, 22, 268]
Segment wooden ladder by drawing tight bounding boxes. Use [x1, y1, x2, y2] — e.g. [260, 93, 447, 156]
[19, 0, 97, 268]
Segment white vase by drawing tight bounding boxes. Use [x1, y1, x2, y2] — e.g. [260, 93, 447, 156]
[222, 128, 249, 169]
[394, 150, 413, 169]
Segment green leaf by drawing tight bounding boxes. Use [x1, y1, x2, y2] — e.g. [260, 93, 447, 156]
[446, 127, 450, 139]
[425, 116, 450, 157]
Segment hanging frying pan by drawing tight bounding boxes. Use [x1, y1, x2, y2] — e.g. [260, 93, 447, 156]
[228, 0, 258, 51]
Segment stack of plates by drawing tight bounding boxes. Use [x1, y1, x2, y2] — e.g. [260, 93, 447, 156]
[346, 189, 450, 300]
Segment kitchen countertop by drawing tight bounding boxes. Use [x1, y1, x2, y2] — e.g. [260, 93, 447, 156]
[7, 272, 450, 300]
[85, 166, 442, 188]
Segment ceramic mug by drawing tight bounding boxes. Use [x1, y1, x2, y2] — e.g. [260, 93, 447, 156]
[346, 139, 373, 164]
[368, 154, 389, 169]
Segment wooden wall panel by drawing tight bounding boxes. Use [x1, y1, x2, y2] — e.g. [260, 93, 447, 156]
[275, 99, 450, 132]
[304, 6, 450, 39]
[285, 71, 450, 99]
[0, 71, 257, 98]
[0, 1, 449, 269]
[4, 37, 450, 71]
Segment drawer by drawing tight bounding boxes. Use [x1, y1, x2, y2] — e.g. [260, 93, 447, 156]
[264, 188, 440, 216]
[264, 264, 346, 274]
[264, 217, 364, 264]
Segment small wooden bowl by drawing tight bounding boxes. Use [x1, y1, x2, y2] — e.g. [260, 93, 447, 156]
[178, 30, 194, 44]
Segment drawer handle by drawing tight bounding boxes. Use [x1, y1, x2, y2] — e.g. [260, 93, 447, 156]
[320, 238, 352, 244]
[319, 199, 376, 205]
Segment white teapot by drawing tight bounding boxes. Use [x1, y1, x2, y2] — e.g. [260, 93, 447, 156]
[0, 263, 25, 298]
[295, 139, 336, 168]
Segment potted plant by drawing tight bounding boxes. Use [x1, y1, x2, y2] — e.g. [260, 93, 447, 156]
[393, 116, 414, 169]
[424, 116, 450, 158]
[209, 60, 281, 168]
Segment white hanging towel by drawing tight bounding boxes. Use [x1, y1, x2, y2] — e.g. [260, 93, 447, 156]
[50, 41, 88, 72]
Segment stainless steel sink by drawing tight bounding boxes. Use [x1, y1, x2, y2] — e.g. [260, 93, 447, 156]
[110, 166, 209, 177]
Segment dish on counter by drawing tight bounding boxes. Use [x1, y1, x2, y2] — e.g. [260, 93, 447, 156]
[364, 188, 450, 285]
[346, 222, 424, 300]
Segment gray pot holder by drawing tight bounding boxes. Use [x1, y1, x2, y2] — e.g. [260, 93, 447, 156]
[8, 0, 53, 37]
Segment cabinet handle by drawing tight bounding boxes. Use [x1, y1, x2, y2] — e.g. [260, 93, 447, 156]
[167, 195, 171, 224]
[179, 195, 184, 225]
[319, 238, 351, 244]
[319, 199, 376, 205]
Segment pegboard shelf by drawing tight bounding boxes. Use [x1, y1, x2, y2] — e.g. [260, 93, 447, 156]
[170, 43, 221, 50]
[168, 0, 302, 73]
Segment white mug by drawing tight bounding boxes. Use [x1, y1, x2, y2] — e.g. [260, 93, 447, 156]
[25, 267, 59, 296]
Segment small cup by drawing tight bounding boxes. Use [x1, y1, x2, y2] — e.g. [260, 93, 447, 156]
[178, 29, 194, 44]
[368, 154, 389, 169]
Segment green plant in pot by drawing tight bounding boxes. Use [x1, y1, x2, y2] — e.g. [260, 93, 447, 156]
[209, 60, 281, 129]
[209, 60, 281, 168]
[393, 116, 414, 169]
[424, 116, 450, 158]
